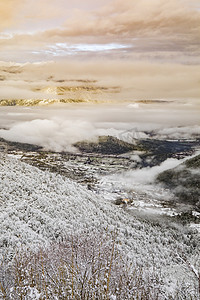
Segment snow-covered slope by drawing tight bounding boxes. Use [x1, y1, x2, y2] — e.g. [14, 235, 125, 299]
[0, 153, 199, 294]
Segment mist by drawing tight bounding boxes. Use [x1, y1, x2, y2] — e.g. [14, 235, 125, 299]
[0, 118, 97, 152]
[0, 101, 199, 152]
[112, 157, 187, 186]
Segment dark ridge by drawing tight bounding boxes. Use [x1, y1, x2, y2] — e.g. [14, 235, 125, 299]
[137, 139, 199, 167]
[0, 137, 42, 152]
[74, 136, 137, 155]
[156, 154, 200, 209]
[138, 139, 194, 154]
[185, 154, 200, 168]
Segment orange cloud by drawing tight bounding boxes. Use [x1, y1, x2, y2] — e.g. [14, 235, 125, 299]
[44, 0, 200, 39]
[0, 0, 25, 30]
[0, 0, 199, 64]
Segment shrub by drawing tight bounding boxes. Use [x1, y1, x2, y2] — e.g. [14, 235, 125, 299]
[0, 231, 163, 299]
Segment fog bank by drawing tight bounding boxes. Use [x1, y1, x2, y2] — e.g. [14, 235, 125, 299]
[0, 102, 199, 152]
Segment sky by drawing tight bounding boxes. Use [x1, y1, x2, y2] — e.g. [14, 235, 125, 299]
[0, 0, 200, 102]
[0, 0, 200, 63]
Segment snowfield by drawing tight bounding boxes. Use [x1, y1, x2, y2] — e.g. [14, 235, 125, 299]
[0, 153, 199, 297]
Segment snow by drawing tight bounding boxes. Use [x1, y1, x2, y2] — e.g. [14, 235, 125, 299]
[0, 153, 199, 296]
[97, 173, 178, 217]
[28, 287, 41, 300]
[190, 223, 200, 233]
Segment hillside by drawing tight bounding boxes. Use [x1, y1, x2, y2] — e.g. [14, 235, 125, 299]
[74, 135, 137, 155]
[0, 153, 199, 298]
[157, 154, 200, 209]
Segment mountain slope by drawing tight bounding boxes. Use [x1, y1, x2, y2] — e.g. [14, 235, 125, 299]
[0, 153, 199, 296]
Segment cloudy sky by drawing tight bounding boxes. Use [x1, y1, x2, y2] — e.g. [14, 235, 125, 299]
[0, 0, 200, 63]
[0, 0, 199, 150]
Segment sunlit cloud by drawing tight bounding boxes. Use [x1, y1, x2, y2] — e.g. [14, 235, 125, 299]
[0, 0, 199, 63]
[46, 43, 132, 56]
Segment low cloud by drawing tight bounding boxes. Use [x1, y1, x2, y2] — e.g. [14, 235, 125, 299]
[0, 118, 97, 152]
[116, 158, 186, 186]
[0, 99, 199, 153]
[101, 156, 188, 202]
[156, 126, 200, 140]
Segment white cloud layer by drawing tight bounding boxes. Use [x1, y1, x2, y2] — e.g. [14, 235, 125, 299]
[0, 118, 97, 152]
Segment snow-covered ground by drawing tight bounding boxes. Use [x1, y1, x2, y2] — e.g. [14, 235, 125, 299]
[0, 153, 199, 297]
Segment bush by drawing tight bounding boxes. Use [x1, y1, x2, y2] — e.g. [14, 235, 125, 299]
[0, 231, 163, 299]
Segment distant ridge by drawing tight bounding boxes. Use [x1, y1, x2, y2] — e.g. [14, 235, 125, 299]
[0, 98, 171, 106]
[0, 98, 100, 106]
